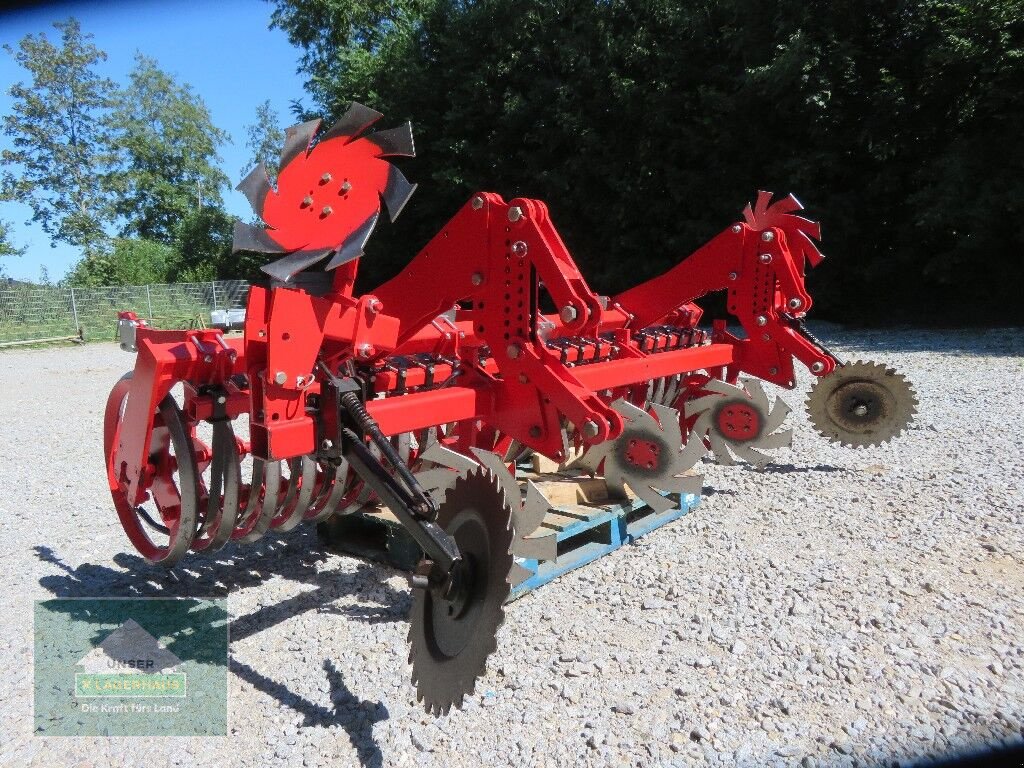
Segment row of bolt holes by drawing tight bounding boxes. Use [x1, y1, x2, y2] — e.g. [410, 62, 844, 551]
[476, 240, 527, 341]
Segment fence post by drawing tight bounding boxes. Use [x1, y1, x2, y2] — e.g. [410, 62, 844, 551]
[211, 281, 219, 311]
[145, 284, 154, 321]
[69, 286, 80, 330]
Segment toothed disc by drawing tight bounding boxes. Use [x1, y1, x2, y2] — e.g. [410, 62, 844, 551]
[408, 468, 513, 716]
[806, 361, 917, 448]
[232, 102, 416, 281]
[685, 378, 792, 466]
[582, 399, 704, 513]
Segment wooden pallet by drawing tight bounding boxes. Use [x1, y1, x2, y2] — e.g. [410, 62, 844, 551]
[508, 489, 697, 600]
[317, 473, 699, 601]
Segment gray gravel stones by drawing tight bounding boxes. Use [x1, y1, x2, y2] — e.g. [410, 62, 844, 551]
[0, 326, 1022, 767]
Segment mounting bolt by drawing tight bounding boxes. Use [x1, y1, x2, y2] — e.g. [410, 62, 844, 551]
[506, 344, 521, 359]
[321, 438, 334, 450]
[320, 172, 332, 184]
[761, 231, 775, 242]
[581, 420, 600, 439]
[356, 343, 373, 359]
[301, 195, 313, 207]
[273, 371, 287, 385]
[367, 298, 383, 314]
[471, 272, 484, 286]
[560, 305, 578, 323]
[341, 180, 352, 192]
[204, 355, 213, 363]
[507, 206, 523, 222]
[471, 196, 484, 210]
[759, 253, 772, 264]
[217, 395, 227, 405]
[788, 297, 803, 310]
[731, 224, 742, 233]
[529, 425, 542, 438]
[511, 240, 528, 257]
[853, 404, 869, 417]
[769, 367, 779, 375]
[728, 272, 738, 281]
[810, 361, 825, 373]
[762, 333, 771, 341]
[756, 315, 768, 326]
[321, 205, 333, 217]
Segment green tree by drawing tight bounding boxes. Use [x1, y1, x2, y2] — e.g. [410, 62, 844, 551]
[66, 237, 174, 287]
[107, 54, 229, 243]
[0, 218, 26, 277]
[1, 18, 114, 256]
[242, 99, 285, 179]
[169, 206, 260, 282]
[271, 0, 1024, 323]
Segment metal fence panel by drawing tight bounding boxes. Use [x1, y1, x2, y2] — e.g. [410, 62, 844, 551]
[0, 280, 249, 347]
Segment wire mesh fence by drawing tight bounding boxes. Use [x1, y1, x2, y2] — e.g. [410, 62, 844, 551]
[0, 280, 250, 347]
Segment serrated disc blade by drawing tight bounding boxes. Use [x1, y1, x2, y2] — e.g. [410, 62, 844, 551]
[232, 221, 285, 254]
[757, 428, 793, 450]
[324, 212, 379, 270]
[367, 122, 416, 157]
[261, 247, 335, 282]
[628, 481, 676, 515]
[764, 399, 793, 433]
[420, 442, 478, 474]
[236, 162, 273, 214]
[279, 118, 321, 169]
[744, 379, 769, 411]
[319, 102, 383, 143]
[470, 449, 520, 511]
[731, 444, 772, 466]
[649, 402, 683, 448]
[520, 481, 550, 534]
[509, 561, 533, 587]
[382, 164, 417, 222]
[708, 432, 735, 465]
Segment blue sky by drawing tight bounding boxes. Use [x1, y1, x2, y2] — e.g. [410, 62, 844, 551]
[0, 0, 308, 281]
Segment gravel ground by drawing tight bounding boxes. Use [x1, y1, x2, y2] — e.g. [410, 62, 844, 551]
[1, 326, 1022, 767]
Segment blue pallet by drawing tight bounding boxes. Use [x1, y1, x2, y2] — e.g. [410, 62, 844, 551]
[508, 492, 699, 601]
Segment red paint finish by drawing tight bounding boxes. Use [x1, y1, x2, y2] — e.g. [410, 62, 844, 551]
[104, 106, 841, 564]
[715, 401, 761, 442]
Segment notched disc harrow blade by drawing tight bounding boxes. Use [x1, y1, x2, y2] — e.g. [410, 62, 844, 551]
[408, 468, 514, 715]
[233, 102, 417, 282]
[579, 399, 704, 514]
[743, 190, 824, 269]
[684, 378, 793, 467]
[414, 435, 558, 578]
[806, 360, 918, 448]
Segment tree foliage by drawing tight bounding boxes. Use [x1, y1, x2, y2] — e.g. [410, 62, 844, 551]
[242, 99, 285, 179]
[66, 236, 174, 287]
[1, 19, 114, 256]
[106, 54, 230, 243]
[271, 0, 1024, 323]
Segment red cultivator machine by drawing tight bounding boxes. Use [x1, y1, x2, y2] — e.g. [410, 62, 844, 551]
[105, 104, 917, 714]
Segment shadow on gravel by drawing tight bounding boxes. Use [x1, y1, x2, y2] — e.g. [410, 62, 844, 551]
[231, 657, 388, 768]
[755, 463, 847, 474]
[35, 533, 407, 765]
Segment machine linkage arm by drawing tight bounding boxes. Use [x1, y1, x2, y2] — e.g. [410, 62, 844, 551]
[322, 368, 462, 578]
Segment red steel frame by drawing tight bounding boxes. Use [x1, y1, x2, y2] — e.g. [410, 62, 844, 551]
[111, 190, 833, 507]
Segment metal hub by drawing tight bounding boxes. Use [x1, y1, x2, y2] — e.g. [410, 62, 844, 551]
[409, 468, 513, 715]
[713, 399, 762, 443]
[683, 379, 792, 466]
[623, 433, 662, 471]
